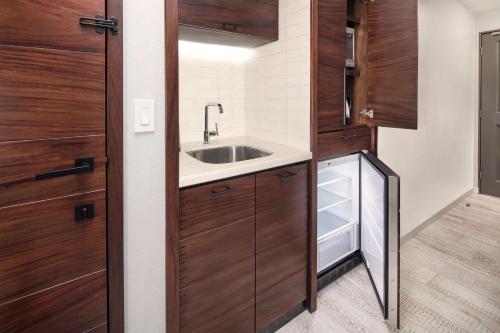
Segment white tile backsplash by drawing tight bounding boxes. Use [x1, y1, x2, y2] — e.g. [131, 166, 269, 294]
[244, 0, 310, 151]
[179, 0, 310, 151]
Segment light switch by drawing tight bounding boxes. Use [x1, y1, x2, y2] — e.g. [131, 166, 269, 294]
[134, 99, 155, 133]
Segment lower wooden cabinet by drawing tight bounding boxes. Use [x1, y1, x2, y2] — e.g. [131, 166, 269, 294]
[177, 162, 309, 332]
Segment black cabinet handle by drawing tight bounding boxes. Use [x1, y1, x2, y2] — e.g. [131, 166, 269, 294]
[222, 22, 240, 32]
[342, 135, 358, 141]
[211, 186, 235, 198]
[35, 157, 94, 181]
[278, 171, 298, 181]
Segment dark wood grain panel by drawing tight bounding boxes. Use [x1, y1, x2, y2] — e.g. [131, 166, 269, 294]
[179, 0, 278, 41]
[317, 0, 346, 132]
[256, 269, 307, 331]
[88, 323, 107, 333]
[256, 163, 308, 252]
[0, 136, 106, 207]
[0, 270, 107, 333]
[256, 232, 308, 295]
[256, 163, 308, 211]
[0, 0, 105, 53]
[179, 217, 255, 289]
[0, 191, 106, 304]
[166, 0, 181, 330]
[318, 127, 371, 160]
[106, 0, 125, 331]
[366, 0, 418, 129]
[180, 257, 255, 333]
[0, 45, 105, 141]
[179, 175, 255, 239]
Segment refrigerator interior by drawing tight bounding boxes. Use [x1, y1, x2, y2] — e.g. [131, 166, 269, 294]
[317, 154, 360, 273]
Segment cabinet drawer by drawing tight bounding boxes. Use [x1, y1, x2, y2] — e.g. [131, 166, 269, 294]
[180, 257, 255, 333]
[0, 270, 107, 333]
[179, 217, 255, 289]
[0, 136, 106, 208]
[179, 175, 255, 239]
[256, 268, 307, 331]
[318, 127, 371, 160]
[179, 0, 279, 41]
[0, 191, 106, 304]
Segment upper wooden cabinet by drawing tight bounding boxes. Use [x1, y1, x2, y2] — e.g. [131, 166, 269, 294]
[178, 0, 279, 47]
[315, 0, 418, 132]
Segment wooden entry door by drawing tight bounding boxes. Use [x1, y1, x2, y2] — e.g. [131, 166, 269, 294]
[0, 1, 122, 332]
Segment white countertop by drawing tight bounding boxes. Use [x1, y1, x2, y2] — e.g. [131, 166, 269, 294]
[180, 137, 312, 188]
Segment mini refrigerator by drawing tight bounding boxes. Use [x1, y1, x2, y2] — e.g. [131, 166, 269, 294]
[317, 151, 400, 328]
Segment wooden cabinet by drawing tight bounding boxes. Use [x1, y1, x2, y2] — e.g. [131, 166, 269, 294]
[318, 126, 371, 160]
[256, 164, 309, 330]
[177, 163, 309, 332]
[178, 0, 279, 47]
[314, 0, 418, 133]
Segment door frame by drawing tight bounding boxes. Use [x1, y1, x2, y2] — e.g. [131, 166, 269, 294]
[478, 29, 500, 196]
[165, 0, 181, 332]
[106, 0, 124, 332]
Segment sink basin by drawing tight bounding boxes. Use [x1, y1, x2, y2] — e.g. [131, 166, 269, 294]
[187, 145, 273, 164]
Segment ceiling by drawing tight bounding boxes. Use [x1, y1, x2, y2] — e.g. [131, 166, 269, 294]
[458, 0, 500, 12]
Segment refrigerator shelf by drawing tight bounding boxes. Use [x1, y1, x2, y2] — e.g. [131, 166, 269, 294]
[317, 210, 355, 242]
[317, 188, 351, 212]
[317, 170, 350, 187]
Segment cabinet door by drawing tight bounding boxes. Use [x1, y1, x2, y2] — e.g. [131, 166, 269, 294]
[256, 163, 309, 330]
[360, 152, 400, 328]
[317, 0, 347, 132]
[179, 0, 278, 41]
[365, 0, 418, 129]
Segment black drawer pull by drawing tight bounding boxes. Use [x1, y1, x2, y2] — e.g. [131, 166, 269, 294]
[35, 157, 94, 181]
[211, 186, 235, 198]
[342, 134, 359, 141]
[222, 22, 240, 32]
[279, 171, 298, 181]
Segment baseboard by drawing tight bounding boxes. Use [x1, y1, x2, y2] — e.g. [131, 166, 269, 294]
[401, 189, 474, 244]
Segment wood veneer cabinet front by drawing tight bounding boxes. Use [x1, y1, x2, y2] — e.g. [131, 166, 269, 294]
[177, 162, 309, 332]
[314, 0, 418, 132]
[178, 0, 278, 46]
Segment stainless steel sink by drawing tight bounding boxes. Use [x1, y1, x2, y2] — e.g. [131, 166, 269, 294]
[187, 145, 273, 164]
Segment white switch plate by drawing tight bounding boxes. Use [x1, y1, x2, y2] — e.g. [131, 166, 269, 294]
[134, 99, 155, 133]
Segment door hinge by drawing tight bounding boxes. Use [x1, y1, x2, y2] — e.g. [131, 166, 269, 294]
[80, 14, 119, 35]
[479, 171, 482, 180]
[360, 109, 375, 119]
[480, 47, 483, 56]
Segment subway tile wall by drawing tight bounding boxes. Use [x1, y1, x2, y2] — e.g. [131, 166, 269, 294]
[245, 0, 310, 151]
[179, 0, 310, 151]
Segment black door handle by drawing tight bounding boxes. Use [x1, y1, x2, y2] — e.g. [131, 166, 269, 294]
[35, 157, 94, 181]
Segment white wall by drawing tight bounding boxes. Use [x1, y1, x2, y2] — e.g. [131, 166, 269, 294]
[245, 0, 311, 151]
[476, 8, 500, 32]
[123, 0, 166, 332]
[378, 0, 476, 237]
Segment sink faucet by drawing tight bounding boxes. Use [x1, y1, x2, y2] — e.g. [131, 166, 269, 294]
[204, 102, 224, 144]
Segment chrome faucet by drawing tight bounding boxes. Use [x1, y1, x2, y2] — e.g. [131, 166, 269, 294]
[204, 102, 224, 144]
